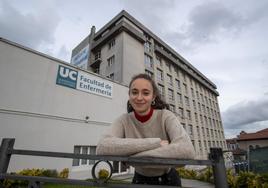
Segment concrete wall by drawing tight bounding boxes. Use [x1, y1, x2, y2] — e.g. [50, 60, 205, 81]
[0, 39, 129, 174]
[122, 32, 145, 85]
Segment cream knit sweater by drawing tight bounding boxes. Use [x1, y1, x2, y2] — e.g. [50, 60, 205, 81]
[96, 109, 195, 176]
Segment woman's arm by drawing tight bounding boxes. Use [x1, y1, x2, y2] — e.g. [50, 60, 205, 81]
[96, 115, 161, 156]
[131, 111, 195, 159]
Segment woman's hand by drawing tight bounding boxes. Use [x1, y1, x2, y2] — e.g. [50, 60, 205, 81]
[160, 140, 169, 146]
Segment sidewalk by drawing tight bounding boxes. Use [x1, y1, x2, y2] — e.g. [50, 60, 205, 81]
[113, 174, 214, 187]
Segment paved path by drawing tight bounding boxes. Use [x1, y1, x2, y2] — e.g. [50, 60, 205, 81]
[113, 174, 214, 187]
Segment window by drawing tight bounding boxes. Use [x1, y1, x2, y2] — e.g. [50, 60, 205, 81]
[175, 68, 179, 77]
[178, 108, 184, 118]
[107, 73, 114, 80]
[157, 69, 163, 81]
[200, 93, 204, 103]
[144, 54, 153, 68]
[191, 140, 195, 150]
[72, 146, 80, 166]
[158, 84, 165, 98]
[199, 140, 202, 152]
[198, 102, 201, 112]
[166, 62, 172, 72]
[167, 74, 173, 86]
[195, 113, 198, 122]
[196, 126, 200, 136]
[72, 146, 96, 166]
[193, 100, 196, 109]
[191, 88, 195, 98]
[169, 104, 175, 112]
[183, 83, 188, 94]
[202, 105, 206, 113]
[168, 89, 174, 102]
[95, 51, 101, 60]
[186, 110, 191, 120]
[183, 73, 186, 82]
[156, 56, 162, 67]
[184, 96, 190, 106]
[107, 55, 115, 67]
[211, 129, 214, 138]
[177, 93, 182, 104]
[188, 124, 193, 136]
[81, 146, 88, 165]
[108, 39, 115, 49]
[175, 79, 181, 90]
[144, 41, 152, 53]
[200, 115, 203, 124]
[202, 127, 205, 137]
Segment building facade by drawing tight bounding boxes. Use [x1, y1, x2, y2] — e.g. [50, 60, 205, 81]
[0, 37, 129, 179]
[72, 10, 227, 159]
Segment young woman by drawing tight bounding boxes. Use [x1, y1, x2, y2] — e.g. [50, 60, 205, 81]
[96, 73, 195, 186]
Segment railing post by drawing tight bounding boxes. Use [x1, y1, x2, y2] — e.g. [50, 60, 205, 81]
[0, 138, 15, 173]
[209, 148, 228, 188]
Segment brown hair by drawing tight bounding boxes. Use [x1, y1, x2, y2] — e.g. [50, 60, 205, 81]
[127, 73, 169, 113]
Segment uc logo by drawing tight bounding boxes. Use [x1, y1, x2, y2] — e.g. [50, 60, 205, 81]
[59, 66, 77, 81]
[56, 65, 78, 89]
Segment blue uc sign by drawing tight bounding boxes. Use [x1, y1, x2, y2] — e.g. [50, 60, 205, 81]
[56, 65, 78, 89]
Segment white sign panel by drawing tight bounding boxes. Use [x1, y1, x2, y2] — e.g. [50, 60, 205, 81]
[56, 65, 113, 98]
[77, 71, 113, 98]
[71, 44, 89, 69]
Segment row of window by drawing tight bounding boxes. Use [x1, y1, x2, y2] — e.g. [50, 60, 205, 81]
[182, 123, 224, 140]
[72, 145, 128, 174]
[156, 69, 219, 110]
[72, 146, 96, 166]
[157, 83, 221, 121]
[192, 140, 226, 152]
[154, 55, 217, 101]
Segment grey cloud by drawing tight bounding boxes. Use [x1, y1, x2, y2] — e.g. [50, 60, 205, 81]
[222, 97, 268, 129]
[57, 45, 70, 62]
[120, 0, 175, 34]
[0, 0, 60, 49]
[164, 1, 268, 50]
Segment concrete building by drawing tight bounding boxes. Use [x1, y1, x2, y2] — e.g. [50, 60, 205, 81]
[72, 10, 227, 159]
[237, 129, 268, 151]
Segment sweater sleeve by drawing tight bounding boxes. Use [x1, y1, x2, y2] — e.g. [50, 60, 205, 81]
[131, 110, 195, 159]
[96, 114, 161, 156]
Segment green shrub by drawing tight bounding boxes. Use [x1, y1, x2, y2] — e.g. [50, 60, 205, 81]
[59, 168, 69, 178]
[176, 167, 268, 188]
[2, 168, 61, 188]
[176, 167, 197, 179]
[98, 169, 109, 179]
[43, 169, 58, 177]
[197, 167, 214, 183]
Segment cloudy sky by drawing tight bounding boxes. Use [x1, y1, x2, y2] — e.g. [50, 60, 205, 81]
[1, 0, 267, 138]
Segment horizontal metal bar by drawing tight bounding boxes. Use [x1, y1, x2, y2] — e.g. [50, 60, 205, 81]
[9, 149, 213, 166]
[0, 174, 179, 188]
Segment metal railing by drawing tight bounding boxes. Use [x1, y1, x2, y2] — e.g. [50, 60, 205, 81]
[0, 138, 228, 188]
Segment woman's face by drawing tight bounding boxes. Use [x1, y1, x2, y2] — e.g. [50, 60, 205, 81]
[129, 78, 155, 116]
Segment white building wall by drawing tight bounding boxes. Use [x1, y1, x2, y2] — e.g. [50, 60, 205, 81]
[0, 39, 129, 177]
[122, 32, 145, 86]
